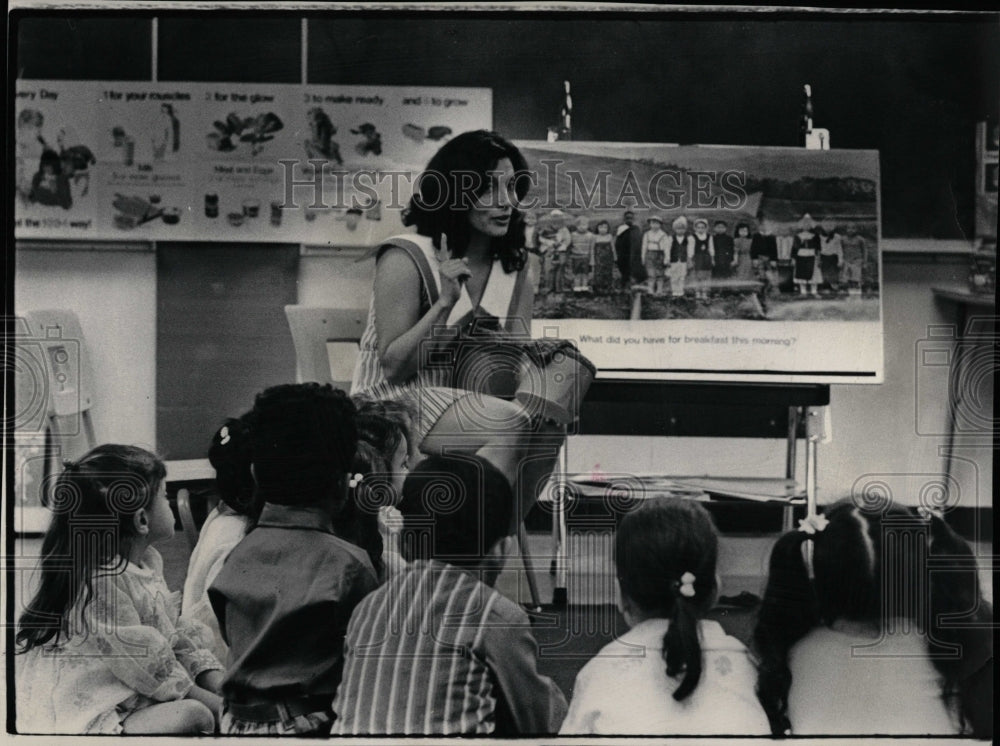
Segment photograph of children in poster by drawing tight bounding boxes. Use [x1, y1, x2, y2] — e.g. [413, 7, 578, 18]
[514, 142, 883, 383]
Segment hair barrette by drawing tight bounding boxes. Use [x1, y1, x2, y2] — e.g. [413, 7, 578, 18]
[916, 506, 944, 522]
[798, 514, 829, 536]
[677, 571, 696, 598]
[219, 426, 231, 445]
[348, 473, 364, 490]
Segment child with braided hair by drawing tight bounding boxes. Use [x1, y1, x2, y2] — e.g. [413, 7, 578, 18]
[560, 498, 769, 735]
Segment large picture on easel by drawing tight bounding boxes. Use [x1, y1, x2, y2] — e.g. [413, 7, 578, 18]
[515, 141, 883, 383]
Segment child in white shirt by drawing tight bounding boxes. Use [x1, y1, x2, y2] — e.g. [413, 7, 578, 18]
[560, 498, 770, 735]
[754, 502, 993, 738]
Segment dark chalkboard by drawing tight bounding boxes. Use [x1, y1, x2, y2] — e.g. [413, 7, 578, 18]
[156, 243, 299, 460]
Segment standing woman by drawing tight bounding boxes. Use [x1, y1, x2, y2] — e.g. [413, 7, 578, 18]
[352, 130, 563, 516]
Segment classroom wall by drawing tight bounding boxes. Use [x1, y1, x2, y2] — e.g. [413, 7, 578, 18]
[14, 13, 1000, 238]
[13, 11, 996, 507]
[14, 247, 157, 453]
[16, 244, 989, 507]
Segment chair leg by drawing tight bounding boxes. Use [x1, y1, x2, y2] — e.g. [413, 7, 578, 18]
[176, 488, 199, 550]
[518, 523, 543, 610]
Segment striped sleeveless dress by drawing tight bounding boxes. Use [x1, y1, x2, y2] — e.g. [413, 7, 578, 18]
[351, 235, 529, 447]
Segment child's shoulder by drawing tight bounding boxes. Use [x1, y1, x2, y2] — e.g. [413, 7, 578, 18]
[325, 532, 377, 569]
[130, 545, 165, 576]
[481, 582, 528, 625]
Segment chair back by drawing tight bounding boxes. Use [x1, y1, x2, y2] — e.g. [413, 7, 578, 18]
[284, 306, 367, 391]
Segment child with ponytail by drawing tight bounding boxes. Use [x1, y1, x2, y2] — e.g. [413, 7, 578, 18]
[181, 413, 261, 662]
[560, 498, 769, 735]
[334, 397, 413, 581]
[753, 501, 993, 737]
[16, 445, 223, 734]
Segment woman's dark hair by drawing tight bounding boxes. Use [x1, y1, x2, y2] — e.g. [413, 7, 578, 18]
[615, 498, 719, 702]
[753, 501, 993, 738]
[398, 453, 513, 567]
[16, 445, 166, 653]
[595, 219, 611, 233]
[735, 222, 751, 237]
[333, 409, 410, 578]
[403, 130, 530, 273]
[207, 414, 260, 523]
[248, 383, 357, 507]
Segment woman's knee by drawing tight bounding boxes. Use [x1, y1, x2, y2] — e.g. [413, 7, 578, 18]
[427, 394, 530, 446]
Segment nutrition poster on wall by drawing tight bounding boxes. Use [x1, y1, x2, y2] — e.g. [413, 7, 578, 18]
[14, 80, 492, 245]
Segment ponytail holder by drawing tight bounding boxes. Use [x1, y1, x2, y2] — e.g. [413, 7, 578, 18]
[798, 514, 828, 582]
[916, 506, 944, 522]
[798, 514, 829, 535]
[676, 571, 696, 598]
[219, 425, 231, 445]
[348, 473, 363, 490]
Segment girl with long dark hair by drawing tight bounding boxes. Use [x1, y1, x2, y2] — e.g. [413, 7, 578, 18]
[753, 501, 993, 737]
[16, 445, 223, 734]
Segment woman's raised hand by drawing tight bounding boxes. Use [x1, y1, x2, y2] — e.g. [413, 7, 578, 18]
[436, 233, 472, 307]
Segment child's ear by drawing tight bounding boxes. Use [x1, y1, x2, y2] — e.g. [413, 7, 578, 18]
[133, 508, 150, 536]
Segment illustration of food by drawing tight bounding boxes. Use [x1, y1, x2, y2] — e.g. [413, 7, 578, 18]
[427, 126, 452, 141]
[402, 123, 426, 143]
[207, 111, 283, 155]
[112, 193, 164, 228]
[304, 108, 343, 164]
[351, 123, 382, 157]
[345, 207, 363, 231]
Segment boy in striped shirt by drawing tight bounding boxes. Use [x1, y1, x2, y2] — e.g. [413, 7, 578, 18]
[331, 453, 567, 735]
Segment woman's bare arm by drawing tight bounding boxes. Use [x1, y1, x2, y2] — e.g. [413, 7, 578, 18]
[374, 245, 470, 385]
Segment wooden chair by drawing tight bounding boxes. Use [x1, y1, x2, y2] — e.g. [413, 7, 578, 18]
[283, 306, 367, 389]
[176, 487, 200, 550]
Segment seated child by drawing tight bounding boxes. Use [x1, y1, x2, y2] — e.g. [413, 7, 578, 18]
[335, 397, 413, 580]
[754, 501, 993, 737]
[560, 498, 769, 735]
[16, 445, 223, 734]
[180, 414, 260, 663]
[208, 383, 379, 736]
[331, 452, 568, 735]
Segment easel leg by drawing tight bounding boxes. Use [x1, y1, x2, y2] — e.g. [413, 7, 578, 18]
[517, 523, 542, 611]
[804, 406, 824, 519]
[783, 406, 799, 531]
[552, 441, 569, 607]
